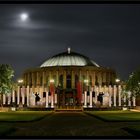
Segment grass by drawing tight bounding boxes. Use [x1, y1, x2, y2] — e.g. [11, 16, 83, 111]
[85, 111, 140, 122]
[0, 111, 53, 122]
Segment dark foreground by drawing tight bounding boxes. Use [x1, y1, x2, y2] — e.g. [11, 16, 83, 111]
[1, 112, 140, 136]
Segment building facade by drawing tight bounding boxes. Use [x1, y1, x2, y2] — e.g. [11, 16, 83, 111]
[22, 48, 117, 108]
[1, 49, 136, 109]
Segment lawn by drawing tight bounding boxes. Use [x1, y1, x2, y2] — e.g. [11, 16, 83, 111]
[85, 111, 140, 122]
[0, 111, 53, 122]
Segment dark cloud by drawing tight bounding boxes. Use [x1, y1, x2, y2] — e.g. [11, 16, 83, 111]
[0, 4, 140, 81]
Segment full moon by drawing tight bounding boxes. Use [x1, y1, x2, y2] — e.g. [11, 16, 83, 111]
[20, 13, 28, 21]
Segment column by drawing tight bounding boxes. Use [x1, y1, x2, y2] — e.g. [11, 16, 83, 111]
[56, 71, 59, 86]
[8, 94, 11, 105]
[36, 86, 40, 105]
[79, 70, 82, 104]
[103, 85, 106, 93]
[132, 96, 136, 106]
[32, 73, 35, 87]
[42, 71, 45, 87]
[103, 72, 106, 84]
[128, 91, 131, 106]
[95, 86, 98, 104]
[87, 92, 90, 104]
[98, 72, 102, 85]
[63, 71, 66, 89]
[108, 85, 112, 107]
[3, 94, 6, 105]
[118, 85, 122, 106]
[17, 86, 20, 105]
[24, 74, 27, 86]
[55, 93, 57, 104]
[113, 85, 117, 107]
[30, 92, 35, 106]
[26, 85, 30, 106]
[82, 92, 84, 104]
[89, 91, 93, 108]
[46, 91, 49, 108]
[49, 93, 51, 104]
[86, 70, 89, 82]
[37, 72, 40, 86]
[99, 85, 102, 93]
[21, 86, 25, 105]
[12, 90, 15, 103]
[108, 73, 111, 84]
[28, 73, 30, 86]
[72, 70, 75, 88]
[39, 86, 43, 105]
[51, 93, 54, 108]
[123, 95, 126, 106]
[83, 91, 87, 107]
[92, 72, 95, 86]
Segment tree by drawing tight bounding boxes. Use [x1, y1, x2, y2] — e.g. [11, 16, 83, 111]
[126, 68, 140, 97]
[0, 64, 14, 107]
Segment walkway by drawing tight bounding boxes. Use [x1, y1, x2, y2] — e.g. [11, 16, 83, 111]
[5, 112, 138, 136]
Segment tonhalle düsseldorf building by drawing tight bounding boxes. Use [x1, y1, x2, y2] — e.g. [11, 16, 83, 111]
[2, 48, 136, 110]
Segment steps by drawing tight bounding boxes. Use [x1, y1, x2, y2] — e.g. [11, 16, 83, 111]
[55, 109, 83, 112]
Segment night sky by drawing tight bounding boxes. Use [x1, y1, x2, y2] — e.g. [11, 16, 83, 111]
[0, 4, 140, 81]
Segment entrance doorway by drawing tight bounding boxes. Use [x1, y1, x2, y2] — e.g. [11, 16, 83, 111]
[65, 92, 74, 106]
[57, 90, 77, 109]
[56, 89, 82, 110]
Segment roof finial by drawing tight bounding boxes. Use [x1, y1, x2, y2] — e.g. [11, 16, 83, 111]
[68, 47, 71, 54]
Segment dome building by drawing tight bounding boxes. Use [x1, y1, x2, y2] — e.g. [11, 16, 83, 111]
[22, 48, 116, 108]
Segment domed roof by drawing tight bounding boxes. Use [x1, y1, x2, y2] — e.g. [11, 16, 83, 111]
[40, 48, 100, 67]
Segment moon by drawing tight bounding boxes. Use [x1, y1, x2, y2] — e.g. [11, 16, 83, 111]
[20, 13, 28, 21]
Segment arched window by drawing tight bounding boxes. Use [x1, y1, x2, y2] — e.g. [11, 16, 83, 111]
[59, 75, 63, 88]
[67, 74, 71, 88]
[29, 73, 32, 86]
[40, 74, 42, 86]
[46, 75, 49, 87]
[89, 75, 92, 86]
[34, 73, 37, 87]
[53, 75, 56, 86]
[75, 75, 79, 88]
[95, 76, 99, 86]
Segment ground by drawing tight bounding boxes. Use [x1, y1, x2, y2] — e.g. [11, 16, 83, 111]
[0, 110, 140, 137]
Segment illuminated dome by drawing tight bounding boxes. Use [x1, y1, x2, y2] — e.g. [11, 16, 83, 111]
[40, 48, 100, 67]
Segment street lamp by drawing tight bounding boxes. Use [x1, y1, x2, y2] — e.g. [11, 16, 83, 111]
[18, 79, 23, 83]
[115, 78, 120, 87]
[50, 79, 54, 83]
[18, 79, 23, 87]
[84, 79, 88, 85]
[115, 78, 120, 83]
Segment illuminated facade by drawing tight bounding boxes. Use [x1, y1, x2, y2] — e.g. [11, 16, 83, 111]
[1, 48, 137, 109]
[22, 48, 117, 108]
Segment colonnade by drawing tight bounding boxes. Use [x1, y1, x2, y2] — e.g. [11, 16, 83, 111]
[2, 85, 136, 108]
[83, 85, 136, 108]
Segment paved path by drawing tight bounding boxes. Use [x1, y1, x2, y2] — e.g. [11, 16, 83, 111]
[6, 112, 138, 136]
